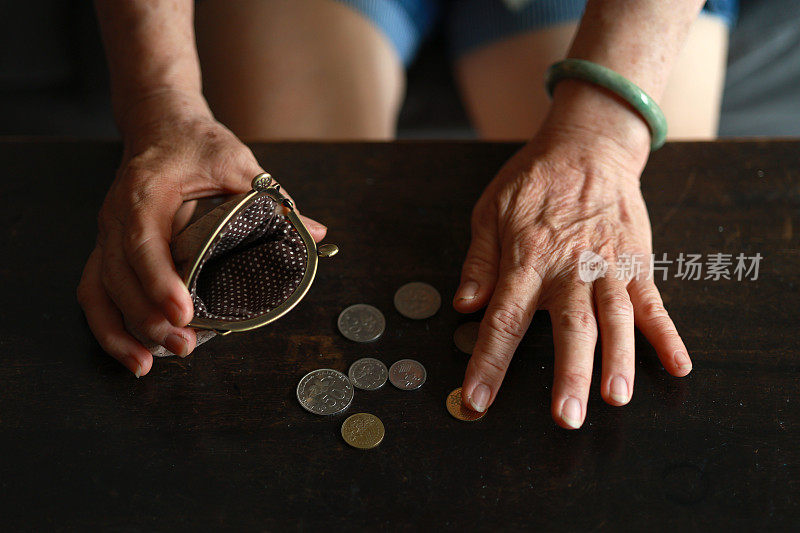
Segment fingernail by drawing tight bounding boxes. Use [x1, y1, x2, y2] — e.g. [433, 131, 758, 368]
[560, 397, 582, 429]
[164, 333, 188, 357]
[468, 384, 491, 412]
[674, 350, 692, 371]
[164, 298, 187, 326]
[456, 281, 479, 301]
[134, 365, 142, 379]
[609, 375, 629, 404]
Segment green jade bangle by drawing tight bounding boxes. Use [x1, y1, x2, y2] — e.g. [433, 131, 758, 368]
[545, 58, 668, 151]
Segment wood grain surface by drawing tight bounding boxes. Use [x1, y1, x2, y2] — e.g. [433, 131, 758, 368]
[0, 140, 797, 530]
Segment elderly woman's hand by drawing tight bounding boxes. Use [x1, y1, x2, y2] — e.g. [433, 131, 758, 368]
[77, 91, 326, 377]
[453, 83, 692, 429]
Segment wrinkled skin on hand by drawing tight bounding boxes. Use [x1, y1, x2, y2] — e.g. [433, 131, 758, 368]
[77, 93, 326, 376]
[454, 131, 692, 429]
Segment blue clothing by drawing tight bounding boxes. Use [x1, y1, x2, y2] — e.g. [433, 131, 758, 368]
[336, 0, 739, 66]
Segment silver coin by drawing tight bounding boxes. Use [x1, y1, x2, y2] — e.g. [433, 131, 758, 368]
[393, 282, 441, 320]
[348, 358, 388, 390]
[453, 321, 481, 355]
[296, 369, 354, 415]
[389, 359, 427, 390]
[337, 304, 385, 343]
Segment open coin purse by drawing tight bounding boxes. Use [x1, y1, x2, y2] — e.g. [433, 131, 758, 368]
[149, 173, 337, 357]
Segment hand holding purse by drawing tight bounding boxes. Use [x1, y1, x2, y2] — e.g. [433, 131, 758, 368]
[134, 173, 338, 357]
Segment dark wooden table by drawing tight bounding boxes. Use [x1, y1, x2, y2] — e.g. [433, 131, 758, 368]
[1, 140, 798, 530]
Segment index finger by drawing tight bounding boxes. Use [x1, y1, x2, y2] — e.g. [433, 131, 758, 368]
[461, 252, 543, 412]
[123, 190, 194, 327]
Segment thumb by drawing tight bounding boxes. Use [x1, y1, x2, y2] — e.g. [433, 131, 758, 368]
[237, 162, 328, 243]
[299, 214, 328, 243]
[453, 211, 499, 313]
[230, 161, 330, 244]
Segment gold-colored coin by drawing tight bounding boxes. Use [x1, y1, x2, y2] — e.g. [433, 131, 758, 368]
[446, 387, 486, 422]
[341, 413, 385, 449]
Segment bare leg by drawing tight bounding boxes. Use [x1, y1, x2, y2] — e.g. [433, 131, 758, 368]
[659, 15, 729, 139]
[455, 23, 576, 140]
[455, 16, 728, 140]
[196, 0, 404, 140]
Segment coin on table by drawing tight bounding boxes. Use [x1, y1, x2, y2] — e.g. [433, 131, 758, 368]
[348, 357, 388, 390]
[453, 321, 481, 355]
[337, 304, 385, 343]
[388, 359, 427, 390]
[446, 387, 485, 422]
[296, 369, 354, 416]
[393, 282, 441, 319]
[341, 413, 385, 449]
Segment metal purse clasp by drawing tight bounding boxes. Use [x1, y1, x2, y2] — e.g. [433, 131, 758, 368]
[252, 173, 339, 259]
